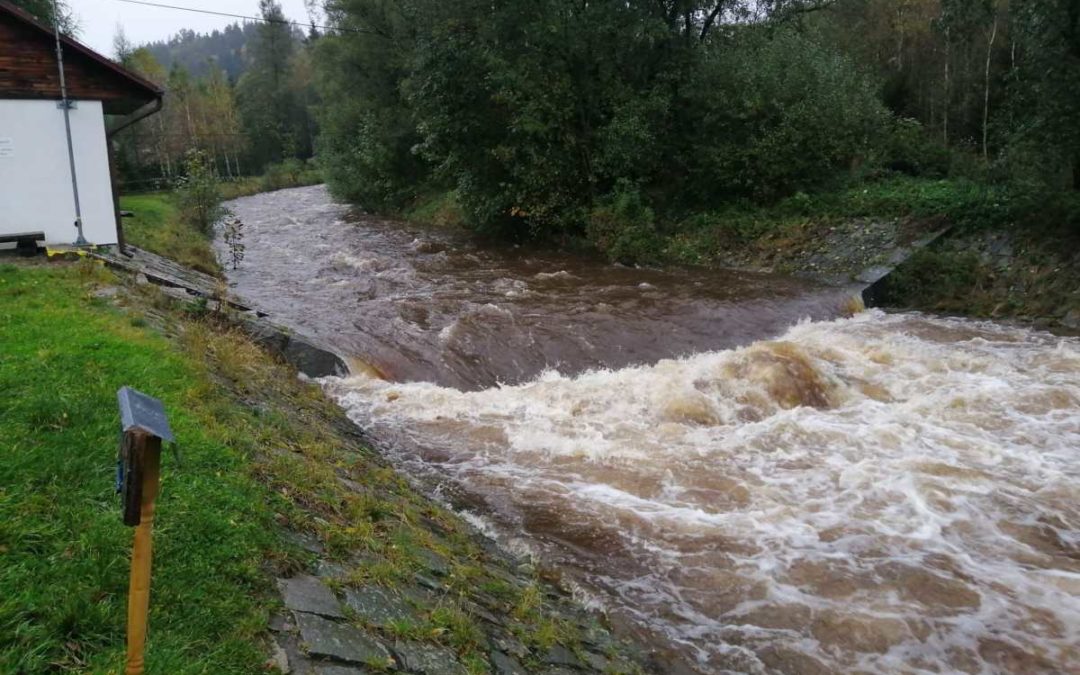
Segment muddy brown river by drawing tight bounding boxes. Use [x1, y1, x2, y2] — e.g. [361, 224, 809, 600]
[222, 186, 1080, 674]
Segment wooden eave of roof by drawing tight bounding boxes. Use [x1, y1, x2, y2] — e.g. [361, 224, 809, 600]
[0, 0, 164, 115]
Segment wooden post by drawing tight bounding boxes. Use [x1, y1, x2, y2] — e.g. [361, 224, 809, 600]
[125, 432, 161, 675]
[117, 386, 173, 672]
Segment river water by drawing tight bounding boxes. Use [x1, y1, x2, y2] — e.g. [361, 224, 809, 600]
[222, 186, 1080, 674]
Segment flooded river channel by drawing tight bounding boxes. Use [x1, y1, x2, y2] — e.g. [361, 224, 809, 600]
[222, 186, 1080, 674]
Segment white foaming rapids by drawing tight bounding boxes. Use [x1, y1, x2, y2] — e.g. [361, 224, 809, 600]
[333, 251, 386, 272]
[534, 270, 577, 280]
[323, 310, 1080, 673]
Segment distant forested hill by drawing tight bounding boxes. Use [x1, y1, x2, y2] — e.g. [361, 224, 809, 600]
[116, 2, 319, 186]
[144, 23, 260, 81]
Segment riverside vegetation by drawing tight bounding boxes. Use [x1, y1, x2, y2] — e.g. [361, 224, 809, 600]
[2, 1, 1075, 669]
[120, 152, 321, 276]
[14, 0, 322, 191]
[20, 0, 1077, 323]
[315, 0, 1079, 326]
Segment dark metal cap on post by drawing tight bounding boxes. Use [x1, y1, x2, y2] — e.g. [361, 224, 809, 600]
[117, 386, 174, 442]
[117, 387, 172, 527]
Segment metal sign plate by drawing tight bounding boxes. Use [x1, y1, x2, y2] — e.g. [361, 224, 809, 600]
[117, 387, 174, 442]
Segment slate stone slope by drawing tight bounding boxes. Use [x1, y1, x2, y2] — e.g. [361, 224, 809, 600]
[270, 565, 646, 674]
[93, 245, 349, 377]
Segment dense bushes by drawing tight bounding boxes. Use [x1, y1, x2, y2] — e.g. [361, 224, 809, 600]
[314, 14, 425, 212]
[587, 183, 663, 265]
[315, 0, 893, 256]
[677, 30, 889, 204]
[259, 158, 322, 192]
[315, 0, 1079, 265]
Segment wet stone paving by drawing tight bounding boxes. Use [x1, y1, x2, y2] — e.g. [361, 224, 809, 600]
[269, 537, 646, 675]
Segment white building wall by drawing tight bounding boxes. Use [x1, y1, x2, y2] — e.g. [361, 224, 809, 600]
[0, 99, 118, 246]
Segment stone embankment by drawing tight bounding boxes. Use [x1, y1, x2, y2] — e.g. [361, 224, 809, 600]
[94, 245, 348, 378]
[707, 215, 951, 305]
[268, 536, 646, 675]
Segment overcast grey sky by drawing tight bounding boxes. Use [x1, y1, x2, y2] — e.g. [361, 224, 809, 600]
[73, 0, 315, 55]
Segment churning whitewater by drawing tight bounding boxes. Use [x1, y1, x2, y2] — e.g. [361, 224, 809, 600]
[324, 311, 1080, 673]
[222, 186, 1080, 674]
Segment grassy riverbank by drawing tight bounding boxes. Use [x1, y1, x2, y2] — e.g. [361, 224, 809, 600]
[121, 193, 220, 276]
[120, 164, 323, 278]
[403, 175, 1080, 328]
[217, 161, 323, 201]
[877, 207, 1080, 329]
[0, 262, 281, 671]
[0, 260, 642, 673]
[658, 176, 1080, 328]
[407, 176, 998, 264]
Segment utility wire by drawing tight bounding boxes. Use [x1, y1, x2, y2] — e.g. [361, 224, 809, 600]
[112, 0, 357, 34]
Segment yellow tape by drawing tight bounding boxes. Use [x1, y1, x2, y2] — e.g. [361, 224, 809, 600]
[45, 246, 105, 261]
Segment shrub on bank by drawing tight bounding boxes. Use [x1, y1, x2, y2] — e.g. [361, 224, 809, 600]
[259, 158, 322, 193]
[586, 183, 663, 265]
[174, 150, 225, 237]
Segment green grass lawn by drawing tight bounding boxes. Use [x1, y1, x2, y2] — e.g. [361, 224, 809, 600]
[0, 262, 283, 672]
[119, 194, 221, 276]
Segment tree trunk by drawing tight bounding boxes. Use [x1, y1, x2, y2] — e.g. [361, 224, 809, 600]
[155, 115, 171, 179]
[983, 18, 998, 161]
[943, 28, 951, 147]
[184, 100, 198, 148]
[895, 5, 904, 70]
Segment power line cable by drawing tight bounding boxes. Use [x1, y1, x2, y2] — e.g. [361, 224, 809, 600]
[112, 0, 357, 34]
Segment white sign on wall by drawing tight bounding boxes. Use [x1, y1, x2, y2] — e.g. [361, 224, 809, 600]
[0, 138, 12, 158]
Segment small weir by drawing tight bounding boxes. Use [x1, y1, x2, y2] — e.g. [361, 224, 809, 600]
[221, 186, 1080, 673]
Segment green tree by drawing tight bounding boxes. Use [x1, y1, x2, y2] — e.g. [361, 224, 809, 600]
[112, 23, 133, 62]
[236, 0, 312, 169]
[201, 67, 245, 178]
[817, 1, 1002, 149]
[121, 48, 173, 182]
[316, 0, 888, 241]
[1005, 0, 1080, 189]
[679, 29, 889, 203]
[9, 0, 76, 33]
[314, 0, 426, 209]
